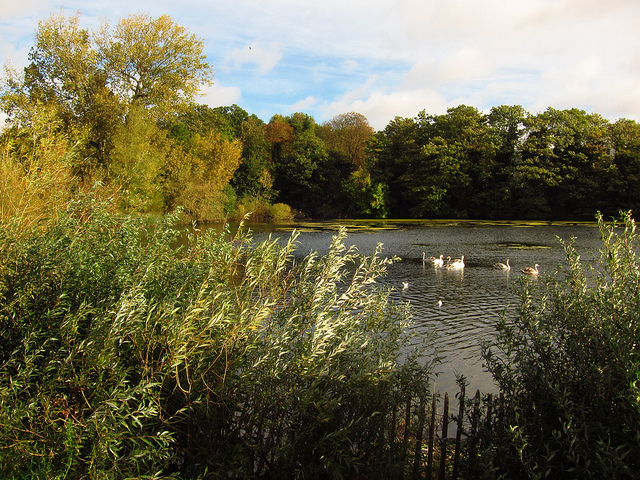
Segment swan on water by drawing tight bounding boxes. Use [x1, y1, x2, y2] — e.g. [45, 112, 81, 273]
[494, 259, 510, 270]
[450, 255, 465, 269]
[424, 253, 444, 267]
[521, 264, 539, 275]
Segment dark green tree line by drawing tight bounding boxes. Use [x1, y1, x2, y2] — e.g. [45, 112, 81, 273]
[367, 105, 640, 220]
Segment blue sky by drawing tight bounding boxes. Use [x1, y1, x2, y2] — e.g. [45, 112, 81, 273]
[1, 0, 640, 130]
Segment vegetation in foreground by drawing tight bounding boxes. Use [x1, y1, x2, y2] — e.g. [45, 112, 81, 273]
[0, 194, 436, 479]
[469, 211, 640, 479]
[3, 187, 640, 479]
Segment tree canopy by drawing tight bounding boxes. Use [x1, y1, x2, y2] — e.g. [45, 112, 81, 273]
[3, 12, 640, 222]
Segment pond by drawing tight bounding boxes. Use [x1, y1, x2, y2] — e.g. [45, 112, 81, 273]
[242, 219, 604, 396]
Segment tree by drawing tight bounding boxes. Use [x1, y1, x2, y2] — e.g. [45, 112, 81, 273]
[95, 13, 213, 113]
[517, 108, 613, 219]
[110, 105, 168, 212]
[318, 112, 374, 168]
[341, 169, 388, 218]
[394, 106, 489, 218]
[609, 119, 640, 213]
[367, 116, 422, 217]
[265, 116, 295, 166]
[1, 12, 214, 171]
[478, 105, 527, 218]
[273, 129, 328, 213]
[232, 115, 273, 200]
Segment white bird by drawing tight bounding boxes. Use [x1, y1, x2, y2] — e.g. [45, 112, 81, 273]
[521, 264, 539, 275]
[449, 255, 465, 269]
[402, 281, 410, 289]
[433, 254, 444, 267]
[438, 299, 443, 307]
[494, 259, 510, 270]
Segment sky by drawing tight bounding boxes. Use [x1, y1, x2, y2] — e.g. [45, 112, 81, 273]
[1, 0, 640, 131]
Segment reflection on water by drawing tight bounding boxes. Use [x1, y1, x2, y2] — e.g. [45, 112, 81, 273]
[242, 220, 602, 395]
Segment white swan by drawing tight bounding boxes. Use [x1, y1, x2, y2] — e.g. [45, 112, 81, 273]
[451, 255, 465, 269]
[494, 259, 510, 270]
[521, 264, 539, 275]
[433, 254, 444, 267]
[402, 281, 410, 289]
[445, 255, 464, 269]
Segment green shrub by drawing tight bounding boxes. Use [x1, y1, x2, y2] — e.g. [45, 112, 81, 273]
[475, 211, 640, 479]
[0, 193, 435, 479]
[268, 202, 293, 221]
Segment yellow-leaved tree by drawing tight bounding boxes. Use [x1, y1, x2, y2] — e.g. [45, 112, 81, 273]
[172, 132, 243, 221]
[110, 106, 170, 212]
[1, 11, 215, 214]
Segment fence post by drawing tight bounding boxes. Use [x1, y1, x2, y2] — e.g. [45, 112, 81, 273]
[412, 395, 427, 480]
[452, 385, 465, 479]
[438, 392, 449, 480]
[467, 390, 481, 465]
[401, 396, 412, 479]
[426, 393, 437, 480]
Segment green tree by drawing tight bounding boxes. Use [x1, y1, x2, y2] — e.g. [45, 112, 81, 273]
[1, 11, 214, 179]
[517, 108, 613, 219]
[211, 104, 251, 139]
[95, 13, 213, 113]
[609, 119, 640, 213]
[367, 116, 421, 217]
[399, 106, 489, 218]
[273, 129, 328, 213]
[232, 115, 273, 200]
[341, 168, 388, 218]
[318, 112, 374, 169]
[110, 105, 168, 212]
[478, 105, 527, 218]
[170, 131, 243, 221]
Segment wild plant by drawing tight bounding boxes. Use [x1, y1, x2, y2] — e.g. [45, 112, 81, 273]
[475, 211, 640, 479]
[0, 194, 436, 479]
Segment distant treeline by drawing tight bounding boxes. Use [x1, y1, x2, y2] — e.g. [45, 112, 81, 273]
[2, 12, 640, 222]
[367, 105, 640, 220]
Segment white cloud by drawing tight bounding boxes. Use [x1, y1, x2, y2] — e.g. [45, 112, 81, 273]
[2, 0, 640, 129]
[319, 78, 449, 130]
[0, 0, 47, 19]
[200, 83, 242, 108]
[224, 43, 283, 75]
[287, 96, 318, 114]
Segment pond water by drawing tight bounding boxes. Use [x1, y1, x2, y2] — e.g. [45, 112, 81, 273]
[243, 219, 604, 396]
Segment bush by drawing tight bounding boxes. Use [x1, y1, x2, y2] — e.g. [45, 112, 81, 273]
[233, 196, 294, 222]
[0, 194, 435, 479]
[475, 211, 640, 479]
[268, 202, 293, 221]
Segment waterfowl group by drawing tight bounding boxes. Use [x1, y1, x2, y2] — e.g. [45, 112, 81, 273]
[447, 255, 465, 269]
[423, 253, 445, 267]
[423, 253, 464, 269]
[422, 253, 539, 275]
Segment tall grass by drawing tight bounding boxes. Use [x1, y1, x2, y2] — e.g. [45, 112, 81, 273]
[473, 211, 640, 479]
[0, 193, 435, 479]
